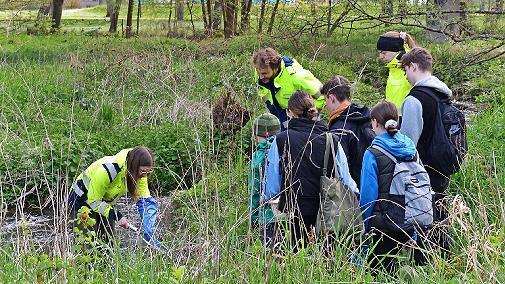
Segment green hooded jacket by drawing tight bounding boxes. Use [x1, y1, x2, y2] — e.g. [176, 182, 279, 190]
[248, 140, 275, 225]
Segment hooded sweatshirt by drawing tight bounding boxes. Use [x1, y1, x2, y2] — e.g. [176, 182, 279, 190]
[400, 75, 453, 190]
[359, 132, 417, 231]
[329, 103, 374, 187]
[400, 75, 452, 145]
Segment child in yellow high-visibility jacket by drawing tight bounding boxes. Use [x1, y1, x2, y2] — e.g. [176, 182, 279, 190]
[68, 146, 160, 247]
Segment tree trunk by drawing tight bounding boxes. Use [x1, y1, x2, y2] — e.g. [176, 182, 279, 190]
[426, 0, 461, 42]
[201, 0, 210, 31]
[223, 0, 238, 38]
[109, 0, 121, 32]
[267, 0, 280, 34]
[51, 0, 64, 29]
[212, 0, 223, 30]
[136, 0, 141, 35]
[496, 0, 504, 12]
[176, 0, 184, 21]
[207, 0, 213, 33]
[382, 0, 393, 16]
[240, 0, 253, 32]
[258, 0, 267, 33]
[126, 0, 134, 37]
[106, 0, 113, 17]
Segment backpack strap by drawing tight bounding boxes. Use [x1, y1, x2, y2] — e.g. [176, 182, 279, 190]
[413, 86, 450, 104]
[370, 145, 398, 164]
[322, 132, 338, 177]
[371, 145, 421, 164]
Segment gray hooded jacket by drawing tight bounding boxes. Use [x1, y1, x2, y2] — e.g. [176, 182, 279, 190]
[400, 75, 452, 145]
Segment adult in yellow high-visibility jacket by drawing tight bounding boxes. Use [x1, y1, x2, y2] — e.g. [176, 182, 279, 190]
[69, 146, 160, 247]
[377, 31, 417, 109]
[253, 48, 324, 130]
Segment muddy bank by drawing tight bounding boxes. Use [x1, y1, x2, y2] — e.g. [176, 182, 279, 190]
[0, 195, 174, 251]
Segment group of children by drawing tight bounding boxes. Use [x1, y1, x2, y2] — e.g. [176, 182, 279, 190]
[249, 31, 461, 274]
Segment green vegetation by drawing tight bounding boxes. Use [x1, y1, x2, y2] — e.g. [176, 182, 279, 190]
[0, 3, 504, 282]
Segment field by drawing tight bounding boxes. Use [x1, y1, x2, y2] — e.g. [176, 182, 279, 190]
[0, 2, 504, 283]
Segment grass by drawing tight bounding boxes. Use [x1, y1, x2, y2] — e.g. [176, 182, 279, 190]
[0, 5, 504, 282]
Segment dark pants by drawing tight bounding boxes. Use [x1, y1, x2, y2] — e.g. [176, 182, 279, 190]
[427, 169, 451, 258]
[69, 192, 116, 246]
[285, 214, 317, 253]
[368, 229, 428, 275]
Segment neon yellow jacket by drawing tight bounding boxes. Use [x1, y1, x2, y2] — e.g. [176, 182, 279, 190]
[255, 56, 324, 110]
[385, 56, 412, 109]
[75, 148, 151, 220]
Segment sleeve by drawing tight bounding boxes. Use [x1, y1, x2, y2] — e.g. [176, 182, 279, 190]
[262, 139, 281, 201]
[400, 96, 424, 145]
[294, 68, 324, 109]
[85, 165, 123, 221]
[359, 150, 379, 232]
[335, 142, 358, 193]
[137, 196, 161, 247]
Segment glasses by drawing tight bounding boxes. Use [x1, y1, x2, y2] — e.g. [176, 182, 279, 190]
[139, 168, 154, 176]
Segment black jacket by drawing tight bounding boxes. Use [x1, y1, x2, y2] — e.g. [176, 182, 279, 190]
[329, 103, 374, 188]
[276, 118, 338, 217]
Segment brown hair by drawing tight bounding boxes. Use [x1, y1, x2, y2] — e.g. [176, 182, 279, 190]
[288, 90, 318, 120]
[382, 31, 417, 49]
[252, 48, 282, 70]
[126, 146, 154, 199]
[371, 101, 399, 136]
[321, 75, 351, 102]
[400, 47, 433, 73]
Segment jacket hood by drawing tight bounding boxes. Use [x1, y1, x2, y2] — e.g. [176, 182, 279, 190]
[334, 103, 371, 124]
[414, 75, 452, 98]
[371, 132, 416, 160]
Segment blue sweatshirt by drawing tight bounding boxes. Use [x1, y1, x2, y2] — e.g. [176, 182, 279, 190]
[359, 132, 417, 231]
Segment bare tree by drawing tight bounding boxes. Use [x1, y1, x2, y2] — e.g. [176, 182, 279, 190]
[109, 0, 122, 32]
[176, 0, 184, 21]
[223, 0, 238, 38]
[426, 0, 462, 41]
[267, 0, 281, 34]
[51, 0, 64, 29]
[126, 0, 134, 37]
[240, 0, 253, 32]
[213, 0, 223, 30]
[258, 0, 267, 33]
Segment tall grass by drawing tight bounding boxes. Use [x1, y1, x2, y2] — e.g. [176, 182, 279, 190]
[0, 31, 504, 283]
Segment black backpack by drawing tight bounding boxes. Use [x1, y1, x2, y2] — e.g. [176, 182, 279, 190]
[416, 86, 468, 176]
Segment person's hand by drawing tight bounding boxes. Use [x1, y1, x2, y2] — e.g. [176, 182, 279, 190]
[118, 216, 129, 229]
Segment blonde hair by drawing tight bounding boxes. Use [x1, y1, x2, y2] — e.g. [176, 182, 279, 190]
[382, 31, 417, 50]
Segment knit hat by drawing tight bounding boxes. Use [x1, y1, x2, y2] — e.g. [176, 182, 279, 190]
[253, 113, 281, 138]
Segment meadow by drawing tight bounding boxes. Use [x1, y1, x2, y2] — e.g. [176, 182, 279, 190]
[0, 3, 504, 282]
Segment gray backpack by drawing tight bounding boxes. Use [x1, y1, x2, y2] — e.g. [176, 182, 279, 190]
[370, 145, 433, 232]
[316, 133, 363, 238]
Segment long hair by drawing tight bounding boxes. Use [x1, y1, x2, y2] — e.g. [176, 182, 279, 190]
[126, 146, 154, 199]
[288, 91, 318, 120]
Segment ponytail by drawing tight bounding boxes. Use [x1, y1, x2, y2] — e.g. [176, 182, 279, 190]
[384, 119, 399, 136]
[371, 101, 399, 137]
